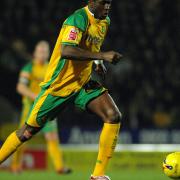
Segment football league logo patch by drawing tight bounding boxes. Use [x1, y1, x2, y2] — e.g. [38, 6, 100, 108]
[68, 28, 78, 40]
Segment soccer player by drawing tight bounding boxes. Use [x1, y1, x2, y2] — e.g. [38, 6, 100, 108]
[10, 41, 71, 174]
[0, 0, 123, 179]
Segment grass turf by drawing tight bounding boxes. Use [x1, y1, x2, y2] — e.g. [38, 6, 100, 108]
[0, 151, 171, 180]
[0, 169, 169, 180]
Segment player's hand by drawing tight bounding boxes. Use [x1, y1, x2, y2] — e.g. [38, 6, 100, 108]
[102, 51, 123, 64]
[95, 63, 107, 80]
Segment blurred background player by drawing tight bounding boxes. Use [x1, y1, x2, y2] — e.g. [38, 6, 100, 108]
[10, 40, 71, 174]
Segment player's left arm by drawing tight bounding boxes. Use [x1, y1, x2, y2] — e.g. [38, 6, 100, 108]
[17, 63, 37, 101]
[17, 72, 37, 101]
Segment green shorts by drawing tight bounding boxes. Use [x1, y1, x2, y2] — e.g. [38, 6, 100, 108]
[27, 80, 107, 127]
[41, 120, 57, 133]
[20, 100, 57, 133]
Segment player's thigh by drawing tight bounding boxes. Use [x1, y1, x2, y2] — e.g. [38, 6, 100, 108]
[42, 121, 58, 141]
[87, 91, 122, 123]
[26, 89, 50, 127]
[44, 131, 59, 141]
[74, 80, 106, 111]
[27, 89, 73, 128]
[74, 80, 121, 123]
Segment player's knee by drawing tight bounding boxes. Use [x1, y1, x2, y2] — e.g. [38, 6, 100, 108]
[16, 124, 41, 142]
[16, 127, 33, 142]
[106, 108, 122, 124]
[45, 132, 58, 141]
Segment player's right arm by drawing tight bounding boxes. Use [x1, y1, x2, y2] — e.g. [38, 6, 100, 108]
[16, 63, 37, 101]
[60, 10, 123, 64]
[61, 45, 122, 64]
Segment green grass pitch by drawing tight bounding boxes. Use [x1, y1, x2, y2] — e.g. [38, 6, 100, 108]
[0, 151, 170, 180]
[0, 170, 169, 180]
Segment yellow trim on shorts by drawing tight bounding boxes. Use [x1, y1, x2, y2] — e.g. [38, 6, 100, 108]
[26, 89, 49, 127]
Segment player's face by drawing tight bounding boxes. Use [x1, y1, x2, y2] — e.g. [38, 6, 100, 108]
[93, 0, 112, 20]
[34, 43, 50, 63]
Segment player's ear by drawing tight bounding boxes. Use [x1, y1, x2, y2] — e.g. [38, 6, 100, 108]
[89, 0, 96, 4]
[88, 0, 97, 11]
[89, 0, 97, 8]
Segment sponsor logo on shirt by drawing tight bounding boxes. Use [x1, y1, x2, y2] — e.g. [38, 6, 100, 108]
[68, 28, 78, 40]
[86, 34, 103, 45]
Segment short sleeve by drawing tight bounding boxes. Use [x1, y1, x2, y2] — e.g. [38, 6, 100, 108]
[61, 8, 88, 46]
[19, 62, 32, 82]
[21, 63, 32, 74]
[64, 8, 88, 32]
[61, 25, 83, 46]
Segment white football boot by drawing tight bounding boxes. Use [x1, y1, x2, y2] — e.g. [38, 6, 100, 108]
[90, 175, 111, 180]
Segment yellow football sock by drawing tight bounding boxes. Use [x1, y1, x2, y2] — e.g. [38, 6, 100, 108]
[47, 139, 64, 171]
[11, 145, 25, 171]
[93, 123, 120, 176]
[0, 132, 22, 164]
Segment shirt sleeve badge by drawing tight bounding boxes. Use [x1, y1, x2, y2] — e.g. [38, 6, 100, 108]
[68, 28, 78, 40]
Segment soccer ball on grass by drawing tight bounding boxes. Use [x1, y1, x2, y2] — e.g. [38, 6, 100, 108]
[163, 152, 180, 179]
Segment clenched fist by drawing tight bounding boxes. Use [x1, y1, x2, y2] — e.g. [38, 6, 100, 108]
[101, 51, 123, 64]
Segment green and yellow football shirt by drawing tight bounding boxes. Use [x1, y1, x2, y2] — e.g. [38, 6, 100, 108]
[20, 61, 48, 104]
[40, 6, 110, 97]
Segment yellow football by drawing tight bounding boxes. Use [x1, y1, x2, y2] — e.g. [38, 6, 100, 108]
[163, 152, 180, 179]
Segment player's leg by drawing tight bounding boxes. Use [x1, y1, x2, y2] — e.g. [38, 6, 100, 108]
[75, 81, 121, 179]
[0, 88, 75, 164]
[42, 120, 72, 174]
[0, 124, 41, 164]
[11, 145, 26, 173]
[0, 89, 49, 164]
[87, 91, 121, 178]
[11, 102, 31, 173]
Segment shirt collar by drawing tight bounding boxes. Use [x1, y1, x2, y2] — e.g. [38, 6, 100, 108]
[87, 6, 94, 17]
